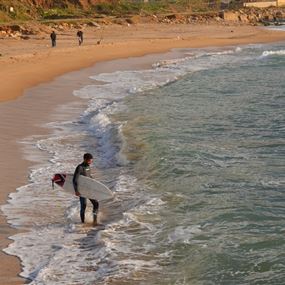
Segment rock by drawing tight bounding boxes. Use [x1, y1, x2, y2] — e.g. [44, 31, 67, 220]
[165, 14, 176, 20]
[127, 15, 141, 24]
[275, 11, 283, 19]
[9, 32, 21, 39]
[20, 35, 30, 40]
[221, 11, 240, 22]
[113, 18, 125, 25]
[73, 24, 83, 29]
[239, 15, 249, 23]
[87, 21, 100, 27]
[248, 15, 258, 23]
[10, 25, 22, 32]
[57, 25, 64, 31]
[21, 28, 34, 35]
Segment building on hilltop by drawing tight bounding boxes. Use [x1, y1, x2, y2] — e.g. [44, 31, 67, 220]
[243, 0, 285, 8]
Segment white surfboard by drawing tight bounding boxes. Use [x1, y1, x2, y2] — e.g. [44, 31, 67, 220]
[52, 173, 113, 201]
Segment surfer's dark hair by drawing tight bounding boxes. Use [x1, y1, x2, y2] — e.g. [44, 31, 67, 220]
[83, 153, 93, 160]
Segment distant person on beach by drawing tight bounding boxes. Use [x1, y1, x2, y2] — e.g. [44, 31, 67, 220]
[77, 30, 83, 46]
[50, 31, 56, 47]
[73, 153, 101, 226]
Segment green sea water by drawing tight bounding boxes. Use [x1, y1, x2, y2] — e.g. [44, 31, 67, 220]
[112, 44, 285, 284]
[2, 42, 284, 285]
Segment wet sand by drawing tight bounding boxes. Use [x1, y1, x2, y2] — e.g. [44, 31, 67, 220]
[1, 24, 284, 103]
[0, 23, 284, 284]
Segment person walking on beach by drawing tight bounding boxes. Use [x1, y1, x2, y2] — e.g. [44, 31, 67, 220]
[77, 30, 83, 46]
[73, 153, 100, 226]
[50, 31, 57, 47]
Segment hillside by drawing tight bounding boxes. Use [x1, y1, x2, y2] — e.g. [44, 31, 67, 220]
[0, 0, 102, 21]
[0, 0, 284, 40]
[0, 0, 209, 22]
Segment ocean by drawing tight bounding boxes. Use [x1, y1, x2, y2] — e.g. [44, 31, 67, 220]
[2, 39, 285, 285]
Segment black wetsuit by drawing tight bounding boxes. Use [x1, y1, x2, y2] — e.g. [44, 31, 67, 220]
[73, 162, 99, 223]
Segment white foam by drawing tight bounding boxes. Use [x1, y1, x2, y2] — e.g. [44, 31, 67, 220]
[205, 50, 235, 56]
[168, 225, 202, 244]
[116, 124, 129, 166]
[261, 50, 285, 57]
[68, 45, 256, 172]
[3, 44, 271, 283]
[265, 25, 285, 32]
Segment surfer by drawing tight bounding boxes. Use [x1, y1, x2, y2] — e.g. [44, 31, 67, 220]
[73, 153, 100, 226]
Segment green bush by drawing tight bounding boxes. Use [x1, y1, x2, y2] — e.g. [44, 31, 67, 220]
[41, 7, 84, 19]
[0, 0, 221, 22]
[93, 1, 170, 16]
[0, 0, 34, 21]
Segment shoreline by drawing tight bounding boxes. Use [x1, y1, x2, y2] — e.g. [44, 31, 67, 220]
[0, 50, 193, 284]
[0, 23, 284, 284]
[1, 24, 284, 103]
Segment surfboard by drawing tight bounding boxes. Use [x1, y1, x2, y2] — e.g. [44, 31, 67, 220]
[52, 173, 113, 201]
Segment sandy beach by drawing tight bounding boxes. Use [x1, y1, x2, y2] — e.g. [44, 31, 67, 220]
[0, 22, 284, 284]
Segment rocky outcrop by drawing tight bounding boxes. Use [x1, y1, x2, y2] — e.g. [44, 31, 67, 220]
[220, 7, 285, 25]
[146, 7, 285, 25]
[0, 23, 49, 39]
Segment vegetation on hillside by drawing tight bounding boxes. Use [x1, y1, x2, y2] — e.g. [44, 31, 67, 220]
[0, 0, 222, 23]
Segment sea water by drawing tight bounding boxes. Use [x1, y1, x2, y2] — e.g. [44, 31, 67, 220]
[2, 40, 285, 285]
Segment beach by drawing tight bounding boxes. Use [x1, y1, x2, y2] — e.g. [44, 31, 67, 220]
[0, 23, 284, 284]
[1, 23, 285, 103]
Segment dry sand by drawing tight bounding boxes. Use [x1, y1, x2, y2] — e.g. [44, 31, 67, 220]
[0, 23, 284, 284]
[1, 23, 285, 103]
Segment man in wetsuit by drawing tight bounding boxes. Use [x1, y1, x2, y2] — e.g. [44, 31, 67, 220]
[73, 153, 100, 225]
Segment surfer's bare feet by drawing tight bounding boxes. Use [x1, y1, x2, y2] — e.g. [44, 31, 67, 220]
[92, 222, 105, 228]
